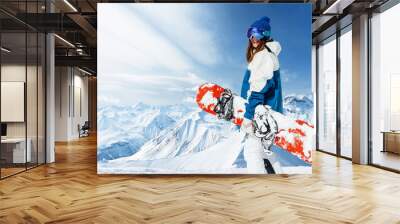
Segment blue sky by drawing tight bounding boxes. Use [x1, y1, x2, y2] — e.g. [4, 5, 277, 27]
[98, 3, 311, 106]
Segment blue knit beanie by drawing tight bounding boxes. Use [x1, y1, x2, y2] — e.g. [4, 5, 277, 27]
[247, 16, 271, 40]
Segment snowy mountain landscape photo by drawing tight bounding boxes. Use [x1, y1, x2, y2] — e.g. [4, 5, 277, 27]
[98, 4, 313, 174]
[98, 95, 313, 174]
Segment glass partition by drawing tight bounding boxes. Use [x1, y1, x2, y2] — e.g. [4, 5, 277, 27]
[371, 3, 400, 171]
[27, 30, 38, 169]
[339, 27, 352, 158]
[38, 32, 45, 165]
[317, 35, 337, 154]
[1, 31, 28, 177]
[0, 1, 46, 179]
[26, 0, 45, 169]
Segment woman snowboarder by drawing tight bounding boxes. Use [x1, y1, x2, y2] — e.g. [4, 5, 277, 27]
[240, 16, 283, 174]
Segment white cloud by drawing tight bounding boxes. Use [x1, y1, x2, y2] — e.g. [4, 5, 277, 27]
[98, 4, 221, 76]
[97, 4, 222, 106]
[98, 96, 121, 106]
[130, 4, 220, 66]
[98, 72, 205, 106]
[100, 72, 204, 87]
[98, 4, 194, 74]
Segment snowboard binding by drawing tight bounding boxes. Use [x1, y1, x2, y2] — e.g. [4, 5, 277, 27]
[213, 88, 234, 121]
[253, 105, 278, 154]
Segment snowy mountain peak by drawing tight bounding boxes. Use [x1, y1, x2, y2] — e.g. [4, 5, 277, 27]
[284, 95, 313, 106]
[283, 95, 314, 122]
[98, 103, 195, 161]
[127, 110, 233, 161]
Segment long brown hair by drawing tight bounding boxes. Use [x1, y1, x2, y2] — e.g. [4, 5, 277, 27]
[246, 39, 267, 63]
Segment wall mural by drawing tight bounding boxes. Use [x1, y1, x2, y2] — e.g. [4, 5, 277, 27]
[97, 3, 314, 174]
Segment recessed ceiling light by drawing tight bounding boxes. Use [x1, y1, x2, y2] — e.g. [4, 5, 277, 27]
[63, 0, 78, 12]
[322, 0, 353, 15]
[78, 67, 93, 76]
[1, 47, 11, 53]
[54, 34, 75, 48]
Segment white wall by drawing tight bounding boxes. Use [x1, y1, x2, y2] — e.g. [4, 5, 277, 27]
[1, 65, 26, 128]
[1, 65, 27, 142]
[1, 82, 25, 122]
[78, 72, 89, 136]
[55, 67, 89, 141]
[1, 65, 40, 138]
[55, 66, 70, 141]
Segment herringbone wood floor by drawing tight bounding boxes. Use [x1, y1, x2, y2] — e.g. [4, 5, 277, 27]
[1, 135, 400, 224]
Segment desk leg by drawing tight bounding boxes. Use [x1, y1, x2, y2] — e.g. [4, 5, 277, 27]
[382, 133, 386, 153]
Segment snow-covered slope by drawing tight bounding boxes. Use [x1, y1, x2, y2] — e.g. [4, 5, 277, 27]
[99, 131, 246, 174]
[98, 130, 311, 174]
[125, 110, 234, 160]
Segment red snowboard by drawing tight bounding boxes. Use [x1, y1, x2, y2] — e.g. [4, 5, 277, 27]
[196, 83, 314, 164]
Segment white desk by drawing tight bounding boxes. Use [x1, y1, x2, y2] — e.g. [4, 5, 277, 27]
[1, 138, 31, 163]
